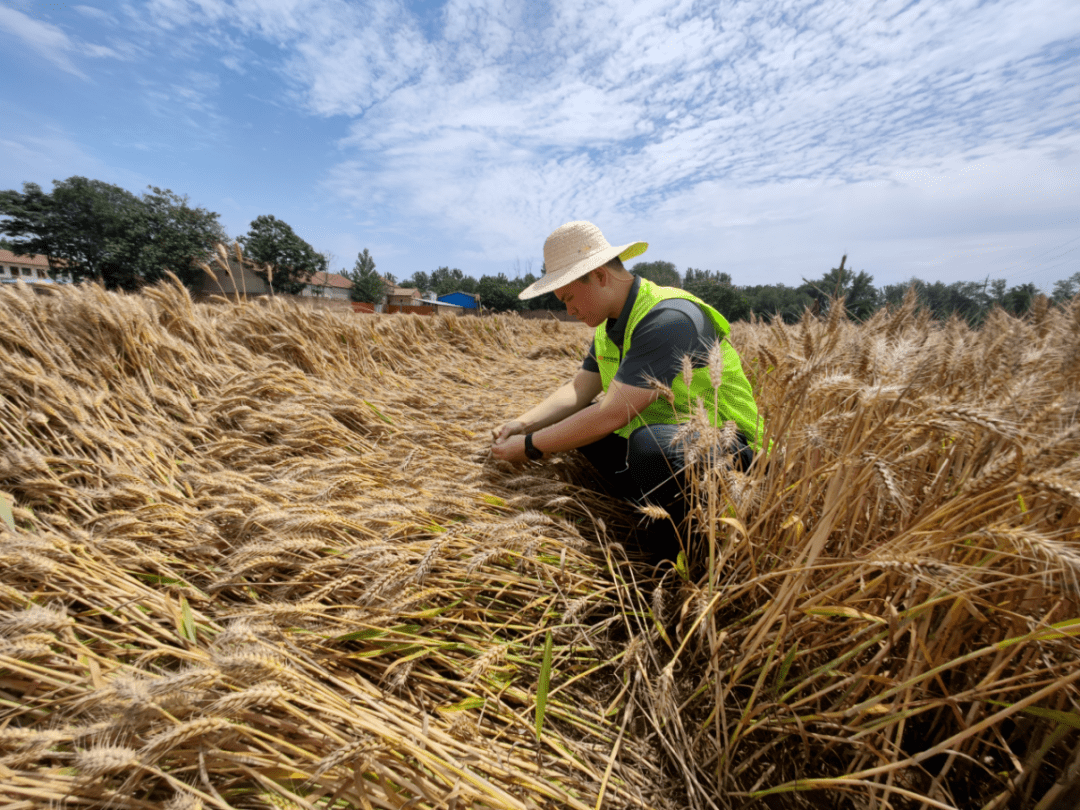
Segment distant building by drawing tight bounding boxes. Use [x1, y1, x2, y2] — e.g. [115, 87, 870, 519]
[303, 271, 352, 301]
[386, 285, 423, 308]
[194, 254, 273, 297]
[438, 291, 480, 310]
[0, 250, 71, 284]
[428, 300, 465, 316]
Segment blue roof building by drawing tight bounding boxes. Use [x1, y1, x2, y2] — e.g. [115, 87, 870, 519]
[438, 291, 480, 309]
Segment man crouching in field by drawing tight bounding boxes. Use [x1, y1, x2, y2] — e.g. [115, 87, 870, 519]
[491, 220, 764, 564]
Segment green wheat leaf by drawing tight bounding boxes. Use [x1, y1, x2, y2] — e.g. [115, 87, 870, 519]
[179, 596, 197, 642]
[364, 400, 394, 424]
[535, 630, 554, 740]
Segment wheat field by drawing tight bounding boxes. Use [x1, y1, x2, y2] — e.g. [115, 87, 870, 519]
[0, 277, 1078, 810]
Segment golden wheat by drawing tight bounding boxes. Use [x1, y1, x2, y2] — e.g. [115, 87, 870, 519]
[1, 275, 1079, 809]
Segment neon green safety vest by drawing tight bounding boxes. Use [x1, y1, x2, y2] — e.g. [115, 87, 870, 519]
[594, 278, 764, 448]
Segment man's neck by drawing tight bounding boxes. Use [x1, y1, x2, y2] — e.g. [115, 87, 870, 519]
[605, 277, 635, 321]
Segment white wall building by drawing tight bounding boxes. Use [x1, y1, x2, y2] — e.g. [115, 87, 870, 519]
[302, 271, 353, 300]
[0, 249, 71, 284]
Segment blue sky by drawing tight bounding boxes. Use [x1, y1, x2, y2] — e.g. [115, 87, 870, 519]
[2, 0, 1078, 291]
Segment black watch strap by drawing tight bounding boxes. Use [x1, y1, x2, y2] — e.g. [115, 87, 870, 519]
[524, 433, 544, 460]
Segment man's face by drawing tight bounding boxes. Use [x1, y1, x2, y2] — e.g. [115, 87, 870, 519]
[555, 273, 602, 326]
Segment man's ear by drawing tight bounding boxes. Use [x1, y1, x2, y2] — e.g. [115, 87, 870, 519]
[593, 266, 608, 286]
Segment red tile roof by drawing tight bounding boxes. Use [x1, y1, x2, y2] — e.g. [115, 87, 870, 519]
[308, 271, 352, 289]
[0, 250, 50, 268]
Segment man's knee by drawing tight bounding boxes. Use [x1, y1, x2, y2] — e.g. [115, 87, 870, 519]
[734, 436, 754, 472]
[626, 424, 683, 468]
[625, 425, 685, 504]
[627, 423, 754, 476]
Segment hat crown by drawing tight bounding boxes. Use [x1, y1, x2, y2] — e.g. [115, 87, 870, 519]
[517, 220, 646, 300]
[543, 221, 613, 278]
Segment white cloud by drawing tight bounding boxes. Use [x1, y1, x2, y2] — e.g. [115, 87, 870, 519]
[41, 0, 1080, 286]
[145, 0, 429, 114]
[0, 6, 122, 78]
[638, 134, 1080, 288]
[0, 7, 88, 77]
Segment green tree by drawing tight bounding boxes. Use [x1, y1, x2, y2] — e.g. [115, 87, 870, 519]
[239, 214, 326, 295]
[0, 182, 53, 254]
[632, 259, 681, 288]
[345, 248, 385, 304]
[1001, 282, 1038, 317]
[682, 267, 750, 321]
[518, 267, 561, 311]
[743, 283, 814, 323]
[928, 281, 986, 323]
[132, 186, 228, 288]
[881, 277, 1014, 325]
[800, 256, 879, 321]
[477, 273, 522, 312]
[404, 270, 432, 293]
[881, 279, 921, 310]
[1051, 272, 1080, 304]
[0, 177, 224, 290]
[1, 178, 138, 286]
[428, 266, 477, 296]
[988, 278, 1007, 306]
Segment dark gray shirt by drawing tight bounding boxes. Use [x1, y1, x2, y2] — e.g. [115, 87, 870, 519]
[582, 276, 719, 388]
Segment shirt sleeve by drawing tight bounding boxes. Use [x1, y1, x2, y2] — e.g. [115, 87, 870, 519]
[613, 300, 716, 388]
[582, 338, 600, 373]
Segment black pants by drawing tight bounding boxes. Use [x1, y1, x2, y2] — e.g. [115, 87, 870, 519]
[578, 424, 753, 564]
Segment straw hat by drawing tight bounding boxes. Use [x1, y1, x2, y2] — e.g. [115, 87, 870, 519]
[518, 221, 648, 299]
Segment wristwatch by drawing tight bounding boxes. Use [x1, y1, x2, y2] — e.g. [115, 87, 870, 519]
[523, 433, 544, 460]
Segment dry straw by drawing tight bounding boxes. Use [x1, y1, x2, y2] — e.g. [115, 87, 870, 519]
[0, 273, 1078, 809]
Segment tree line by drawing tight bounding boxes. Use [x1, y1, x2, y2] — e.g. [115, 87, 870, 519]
[396, 257, 1079, 326]
[3, 176, 1076, 325]
[0, 176, 567, 311]
[641, 258, 1080, 325]
[0, 177, 327, 295]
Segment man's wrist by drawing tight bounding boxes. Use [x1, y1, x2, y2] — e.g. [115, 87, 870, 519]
[524, 432, 545, 460]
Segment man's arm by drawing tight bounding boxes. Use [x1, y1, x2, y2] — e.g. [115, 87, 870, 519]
[491, 379, 658, 461]
[529, 380, 658, 453]
[492, 369, 603, 443]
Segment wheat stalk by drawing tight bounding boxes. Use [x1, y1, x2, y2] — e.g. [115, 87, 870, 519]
[1, 277, 1078, 810]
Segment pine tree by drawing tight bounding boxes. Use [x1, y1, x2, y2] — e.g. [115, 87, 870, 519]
[346, 248, 385, 304]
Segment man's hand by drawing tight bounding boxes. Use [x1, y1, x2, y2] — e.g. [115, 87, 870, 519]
[492, 420, 527, 444]
[491, 434, 528, 463]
